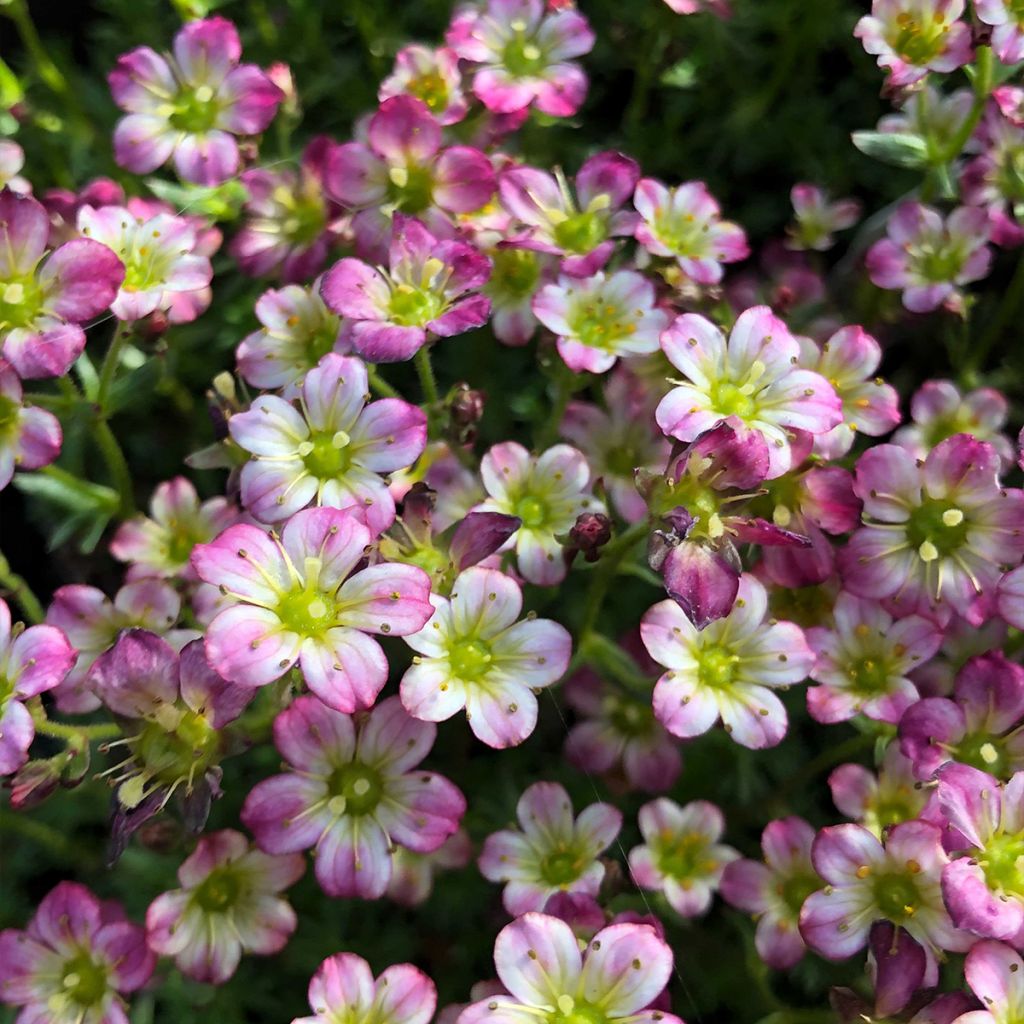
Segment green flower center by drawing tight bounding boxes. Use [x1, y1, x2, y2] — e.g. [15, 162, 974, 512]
[887, 12, 949, 65]
[980, 831, 1024, 898]
[169, 87, 220, 133]
[567, 299, 638, 353]
[870, 785, 924, 831]
[388, 284, 443, 327]
[276, 585, 338, 637]
[548, 997, 609, 1024]
[134, 709, 219, 788]
[905, 499, 969, 560]
[873, 871, 922, 924]
[956, 731, 1009, 776]
[539, 844, 586, 886]
[275, 185, 327, 247]
[696, 644, 738, 691]
[501, 34, 547, 78]
[709, 379, 758, 420]
[846, 653, 895, 696]
[193, 865, 243, 912]
[658, 832, 714, 881]
[909, 236, 969, 284]
[389, 163, 437, 215]
[448, 639, 493, 682]
[778, 872, 820, 917]
[653, 208, 710, 258]
[487, 248, 541, 302]
[303, 316, 342, 367]
[515, 495, 549, 529]
[60, 953, 109, 1007]
[327, 762, 383, 816]
[407, 72, 450, 113]
[301, 429, 353, 480]
[0, 275, 43, 329]
[164, 521, 206, 569]
[552, 211, 607, 255]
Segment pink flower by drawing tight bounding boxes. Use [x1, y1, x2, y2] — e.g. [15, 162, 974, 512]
[109, 17, 283, 185]
[563, 640, 682, 793]
[866, 202, 992, 313]
[228, 353, 427, 528]
[975, 1, 1024, 64]
[110, 476, 238, 580]
[533, 270, 670, 374]
[235, 281, 349, 391]
[642, 574, 815, 748]
[324, 97, 494, 260]
[898, 652, 1024, 781]
[295, 953, 437, 1024]
[77, 204, 213, 323]
[89, 632, 253, 844]
[0, 140, 29, 193]
[320, 216, 491, 362]
[560, 368, 671, 524]
[721, 817, 819, 968]
[241, 695, 465, 898]
[953, 941, 1024, 1024]
[829, 743, 939, 836]
[657, 306, 842, 479]
[401, 567, 571, 749]
[806, 591, 942, 725]
[191, 506, 433, 712]
[498, 153, 640, 275]
[483, 247, 556, 346]
[475, 441, 604, 585]
[46, 578, 194, 714]
[799, 821, 972, 960]
[855, 0, 972, 87]
[446, 0, 595, 118]
[231, 137, 343, 282]
[459, 913, 681, 1024]
[146, 829, 304, 983]
[893, 379, 1014, 470]
[0, 599, 75, 775]
[633, 178, 749, 284]
[0, 188, 124, 379]
[787, 184, 861, 252]
[379, 45, 468, 125]
[629, 798, 738, 917]
[479, 782, 621, 914]
[0, 882, 154, 1024]
[840, 436, 1024, 623]
[961, 105, 1024, 248]
[935, 764, 1024, 943]
[0, 357, 61, 489]
[800, 326, 901, 459]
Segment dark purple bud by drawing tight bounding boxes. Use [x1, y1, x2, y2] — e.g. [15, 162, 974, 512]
[450, 384, 486, 428]
[566, 512, 613, 565]
[868, 922, 927, 1019]
[663, 506, 695, 538]
[108, 789, 164, 865]
[450, 511, 521, 570]
[7, 758, 61, 810]
[662, 542, 740, 629]
[400, 482, 436, 547]
[182, 769, 221, 834]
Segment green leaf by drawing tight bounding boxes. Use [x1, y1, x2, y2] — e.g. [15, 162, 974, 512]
[851, 130, 929, 168]
[661, 59, 698, 90]
[145, 177, 248, 221]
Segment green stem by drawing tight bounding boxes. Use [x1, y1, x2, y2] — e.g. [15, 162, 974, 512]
[0, 551, 45, 624]
[28, 701, 120, 742]
[91, 417, 135, 517]
[414, 345, 440, 406]
[938, 46, 993, 165]
[96, 323, 131, 414]
[367, 365, 401, 399]
[578, 520, 651, 639]
[4, 0, 69, 96]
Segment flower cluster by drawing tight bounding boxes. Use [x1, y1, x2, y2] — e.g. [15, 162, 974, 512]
[5, 1, 1024, 1022]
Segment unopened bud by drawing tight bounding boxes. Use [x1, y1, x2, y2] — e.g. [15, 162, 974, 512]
[8, 758, 61, 810]
[567, 513, 612, 564]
